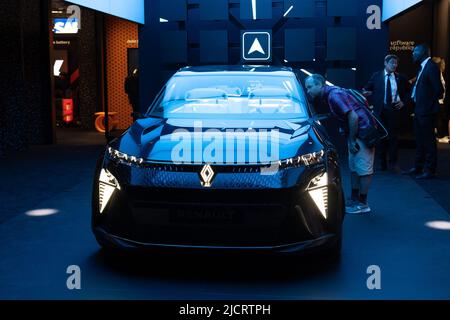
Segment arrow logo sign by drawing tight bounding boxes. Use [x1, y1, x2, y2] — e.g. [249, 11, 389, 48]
[242, 31, 271, 61]
[248, 38, 265, 55]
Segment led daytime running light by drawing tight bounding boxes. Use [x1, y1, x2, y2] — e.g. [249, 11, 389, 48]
[108, 147, 144, 165]
[277, 150, 325, 168]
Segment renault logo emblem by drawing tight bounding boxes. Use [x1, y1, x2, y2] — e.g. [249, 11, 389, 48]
[199, 164, 215, 187]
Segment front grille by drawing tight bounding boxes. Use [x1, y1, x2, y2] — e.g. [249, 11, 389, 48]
[129, 201, 289, 246]
[127, 187, 292, 229]
[126, 186, 297, 205]
[100, 185, 325, 247]
[141, 162, 268, 174]
[109, 162, 292, 189]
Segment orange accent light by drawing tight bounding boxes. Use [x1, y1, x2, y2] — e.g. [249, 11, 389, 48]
[62, 99, 74, 123]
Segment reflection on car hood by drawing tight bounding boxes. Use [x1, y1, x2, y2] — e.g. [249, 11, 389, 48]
[111, 117, 323, 163]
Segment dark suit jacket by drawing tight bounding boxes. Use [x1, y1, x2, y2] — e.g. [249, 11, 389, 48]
[412, 59, 445, 116]
[364, 70, 410, 116]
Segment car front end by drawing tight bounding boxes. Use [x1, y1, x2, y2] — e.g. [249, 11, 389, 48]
[91, 66, 344, 256]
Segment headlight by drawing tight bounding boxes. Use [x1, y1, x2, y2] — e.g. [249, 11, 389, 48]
[277, 150, 325, 169]
[107, 147, 144, 166]
[307, 172, 328, 219]
[98, 168, 121, 213]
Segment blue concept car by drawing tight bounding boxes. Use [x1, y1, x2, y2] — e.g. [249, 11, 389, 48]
[92, 65, 344, 257]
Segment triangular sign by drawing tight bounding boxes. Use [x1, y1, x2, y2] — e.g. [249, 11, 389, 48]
[248, 38, 265, 55]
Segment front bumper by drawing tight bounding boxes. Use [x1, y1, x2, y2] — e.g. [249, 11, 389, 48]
[93, 226, 338, 254]
[92, 170, 343, 252]
[91, 147, 344, 252]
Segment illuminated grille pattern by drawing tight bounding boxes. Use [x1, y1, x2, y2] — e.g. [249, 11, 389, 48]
[110, 164, 289, 189]
[98, 182, 116, 213]
[141, 163, 267, 174]
[323, 187, 329, 214]
[99, 182, 105, 211]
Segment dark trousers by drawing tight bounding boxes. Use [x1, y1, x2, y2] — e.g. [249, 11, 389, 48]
[377, 108, 401, 166]
[414, 113, 438, 173]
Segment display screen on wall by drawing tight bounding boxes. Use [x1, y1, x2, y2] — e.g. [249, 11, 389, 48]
[382, 0, 423, 21]
[53, 18, 79, 34]
[65, 0, 145, 24]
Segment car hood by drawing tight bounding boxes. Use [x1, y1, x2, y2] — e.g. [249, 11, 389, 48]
[111, 117, 324, 163]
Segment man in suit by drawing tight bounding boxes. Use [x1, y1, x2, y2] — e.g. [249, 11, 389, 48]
[363, 54, 410, 173]
[404, 44, 445, 179]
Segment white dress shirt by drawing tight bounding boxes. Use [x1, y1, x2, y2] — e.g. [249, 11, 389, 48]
[411, 57, 431, 101]
[384, 69, 399, 104]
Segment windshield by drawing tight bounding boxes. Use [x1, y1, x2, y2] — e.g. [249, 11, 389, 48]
[147, 73, 309, 119]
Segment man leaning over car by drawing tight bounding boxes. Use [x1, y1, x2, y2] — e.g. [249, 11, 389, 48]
[305, 74, 377, 215]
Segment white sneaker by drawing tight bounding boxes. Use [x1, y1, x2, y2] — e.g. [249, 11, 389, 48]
[346, 202, 371, 214]
[358, 203, 371, 213]
[345, 199, 359, 211]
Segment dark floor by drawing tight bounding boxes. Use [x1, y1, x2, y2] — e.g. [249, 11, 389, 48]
[397, 141, 450, 214]
[55, 127, 108, 146]
[0, 130, 449, 299]
[0, 129, 106, 224]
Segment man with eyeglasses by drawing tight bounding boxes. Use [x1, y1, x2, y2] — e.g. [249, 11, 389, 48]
[363, 54, 410, 173]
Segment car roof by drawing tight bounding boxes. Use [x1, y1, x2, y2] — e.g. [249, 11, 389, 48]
[176, 65, 294, 76]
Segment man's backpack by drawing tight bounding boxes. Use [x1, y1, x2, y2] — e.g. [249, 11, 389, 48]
[347, 89, 389, 148]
